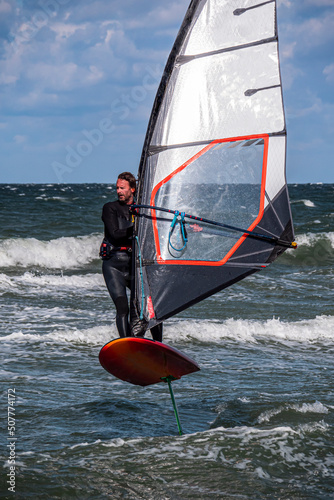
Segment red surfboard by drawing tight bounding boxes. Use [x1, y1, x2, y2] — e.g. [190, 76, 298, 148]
[99, 337, 200, 387]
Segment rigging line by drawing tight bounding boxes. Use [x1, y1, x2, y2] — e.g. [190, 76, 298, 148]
[131, 204, 296, 249]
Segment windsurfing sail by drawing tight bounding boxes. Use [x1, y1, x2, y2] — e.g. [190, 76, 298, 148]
[133, 0, 295, 326]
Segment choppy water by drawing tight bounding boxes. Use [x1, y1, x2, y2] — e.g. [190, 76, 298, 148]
[1, 183, 333, 499]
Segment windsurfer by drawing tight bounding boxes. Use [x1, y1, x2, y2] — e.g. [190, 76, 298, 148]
[101, 172, 163, 341]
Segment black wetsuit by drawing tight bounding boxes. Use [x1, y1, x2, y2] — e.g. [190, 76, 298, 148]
[101, 200, 133, 337]
[101, 200, 163, 341]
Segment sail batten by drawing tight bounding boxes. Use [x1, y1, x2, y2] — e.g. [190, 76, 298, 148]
[134, 0, 294, 326]
[233, 0, 275, 16]
[177, 35, 278, 64]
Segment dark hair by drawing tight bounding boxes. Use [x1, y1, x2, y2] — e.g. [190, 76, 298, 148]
[117, 172, 136, 194]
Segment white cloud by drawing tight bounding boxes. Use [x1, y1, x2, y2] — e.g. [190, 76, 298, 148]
[0, 72, 17, 85]
[0, 1, 11, 14]
[323, 63, 334, 83]
[17, 90, 58, 108]
[280, 41, 296, 61]
[305, 0, 334, 6]
[125, 1, 189, 30]
[281, 63, 304, 90]
[25, 60, 104, 91]
[86, 64, 104, 83]
[290, 11, 334, 50]
[0, 42, 26, 85]
[288, 92, 324, 119]
[14, 135, 27, 144]
[102, 23, 138, 58]
[49, 22, 87, 41]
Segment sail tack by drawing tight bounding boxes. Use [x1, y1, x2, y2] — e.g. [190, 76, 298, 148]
[134, 0, 294, 325]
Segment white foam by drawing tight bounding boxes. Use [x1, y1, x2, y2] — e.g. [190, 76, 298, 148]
[35, 196, 69, 201]
[298, 420, 329, 434]
[292, 401, 329, 414]
[2, 315, 334, 349]
[69, 439, 103, 450]
[288, 231, 334, 249]
[258, 401, 329, 423]
[0, 234, 102, 269]
[1, 324, 115, 347]
[0, 271, 104, 294]
[255, 467, 271, 479]
[292, 199, 316, 207]
[303, 199, 315, 207]
[164, 315, 334, 345]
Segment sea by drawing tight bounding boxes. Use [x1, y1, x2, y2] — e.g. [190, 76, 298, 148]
[1, 183, 333, 499]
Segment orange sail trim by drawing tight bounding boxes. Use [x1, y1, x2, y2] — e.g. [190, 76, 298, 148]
[149, 134, 269, 266]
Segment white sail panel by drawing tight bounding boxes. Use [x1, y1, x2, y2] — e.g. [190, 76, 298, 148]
[265, 136, 287, 204]
[183, 0, 276, 56]
[152, 42, 284, 147]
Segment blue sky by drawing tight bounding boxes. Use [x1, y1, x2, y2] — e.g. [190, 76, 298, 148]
[0, 0, 333, 184]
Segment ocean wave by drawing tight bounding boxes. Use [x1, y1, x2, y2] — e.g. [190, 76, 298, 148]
[0, 271, 104, 294]
[0, 230, 332, 270]
[1, 316, 333, 348]
[284, 231, 334, 265]
[167, 315, 334, 346]
[294, 231, 334, 248]
[0, 325, 114, 346]
[291, 199, 316, 207]
[0, 234, 102, 269]
[258, 401, 329, 423]
[61, 422, 330, 466]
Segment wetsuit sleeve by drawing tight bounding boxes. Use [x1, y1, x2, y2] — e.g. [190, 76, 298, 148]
[102, 203, 133, 244]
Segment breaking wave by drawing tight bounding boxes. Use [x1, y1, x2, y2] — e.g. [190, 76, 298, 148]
[0, 230, 332, 270]
[0, 234, 102, 269]
[1, 315, 333, 348]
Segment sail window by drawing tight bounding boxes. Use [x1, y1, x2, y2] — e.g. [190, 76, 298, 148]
[151, 135, 268, 263]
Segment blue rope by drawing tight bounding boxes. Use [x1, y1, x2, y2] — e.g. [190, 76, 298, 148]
[135, 236, 145, 319]
[168, 211, 188, 252]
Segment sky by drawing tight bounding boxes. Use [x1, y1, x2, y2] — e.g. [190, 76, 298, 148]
[0, 0, 333, 184]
